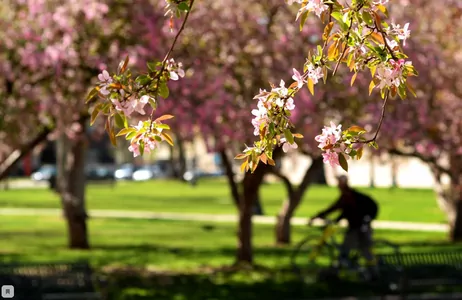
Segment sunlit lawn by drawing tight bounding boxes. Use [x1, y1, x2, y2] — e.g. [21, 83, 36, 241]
[0, 179, 445, 223]
[0, 215, 453, 269]
[0, 215, 459, 299]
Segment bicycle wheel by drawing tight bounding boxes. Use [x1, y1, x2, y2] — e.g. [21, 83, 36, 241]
[290, 235, 337, 283]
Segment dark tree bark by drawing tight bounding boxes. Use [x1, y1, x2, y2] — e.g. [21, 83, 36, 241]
[219, 149, 240, 207]
[56, 118, 89, 249]
[0, 114, 88, 181]
[450, 198, 462, 241]
[0, 127, 51, 181]
[236, 147, 283, 263]
[274, 156, 324, 244]
[237, 164, 268, 263]
[394, 148, 462, 242]
[177, 136, 187, 179]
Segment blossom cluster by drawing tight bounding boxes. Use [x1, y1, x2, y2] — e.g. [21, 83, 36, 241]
[126, 121, 165, 157]
[88, 55, 184, 157]
[237, 0, 418, 173]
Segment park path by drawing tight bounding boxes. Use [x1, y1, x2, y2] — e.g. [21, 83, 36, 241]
[0, 207, 448, 232]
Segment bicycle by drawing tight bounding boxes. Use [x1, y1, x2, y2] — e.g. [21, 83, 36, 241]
[290, 218, 400, 284]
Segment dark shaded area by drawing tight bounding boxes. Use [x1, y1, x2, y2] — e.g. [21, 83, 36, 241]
[0, 261, 101, 300]
[0, 241, 460, 299]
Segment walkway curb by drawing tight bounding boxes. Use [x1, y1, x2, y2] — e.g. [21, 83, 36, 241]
[0, 208, 449, 232]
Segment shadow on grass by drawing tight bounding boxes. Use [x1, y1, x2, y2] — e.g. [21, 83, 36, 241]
[101, 267, 384, 300]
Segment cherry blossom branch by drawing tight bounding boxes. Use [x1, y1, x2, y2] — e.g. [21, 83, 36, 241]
[149, 0, 196, 122]
[361, 89, 389, 144]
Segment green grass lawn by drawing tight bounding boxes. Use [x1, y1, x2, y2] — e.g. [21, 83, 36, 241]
[0, 215, 460, 299]
[0, 179, 445, 223]
[0, 215, 453, 269]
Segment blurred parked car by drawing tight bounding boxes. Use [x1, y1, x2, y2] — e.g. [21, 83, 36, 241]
[183, 169, 225, 185]
[132, 160, 173, 181]
[114, 163, 138, 181]
[31, 164, 115, 182]
[86, 165, 115, 181]
[31, 164, 56, 181]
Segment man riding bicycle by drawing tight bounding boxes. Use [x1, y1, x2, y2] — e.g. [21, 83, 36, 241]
[308, 175, 379, 275]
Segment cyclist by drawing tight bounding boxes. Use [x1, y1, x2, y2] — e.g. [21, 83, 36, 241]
[308, 175, 379, 276]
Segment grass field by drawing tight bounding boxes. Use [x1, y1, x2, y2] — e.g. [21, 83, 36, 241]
[0, 179, 446, 223]
[0, 215, 454, 269]
[0, 180, 455, 299]
[0, 214, 460, 299]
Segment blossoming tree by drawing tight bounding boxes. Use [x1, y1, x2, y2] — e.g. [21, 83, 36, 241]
[0, 0, 158, 248]
[88, 0, 416, 262]
[361, 0, 462, 240]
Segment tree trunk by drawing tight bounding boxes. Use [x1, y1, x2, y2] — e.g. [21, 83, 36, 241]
[56, 120, 90, 249]
[369, 153, 376, 188]
[450, 198, 462, 241]
[177, 137, 187, 180]
[219, 149, 240, 207]
[253, 193, 264, 216]
[0, 114, 88, 181]
[236, 164, 267, 264]
[0, 127, 51, 181]
[275, 156, 324, 244]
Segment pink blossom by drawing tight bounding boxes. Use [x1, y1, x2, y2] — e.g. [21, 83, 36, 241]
[128, 142, 141, 157]
[296, 0, 329, 19]
[281, 137, 298, 152]
[322, 151, 340, 167]
[292, 68, 305, 88]
[307, 64, 323, 84]
[285, 98, 295, 110]
[133, 95, 152, 115]
[111, 98, 135, 116]
[391, 23, 411, 46]
[314, 121, 342, 149]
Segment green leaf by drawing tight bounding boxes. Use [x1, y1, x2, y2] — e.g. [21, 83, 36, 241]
[118, 55, 129, 74]
[398, 84, 407, 100]
[307, 78, 315, 95]
[356, 147, 364, 160]
[158, 81, 169, 99]
[139, 141, 145, 156]
[154, 135, 162, 142]
[235, 153, 248, 160]
[147, 62, 157, 73]
[322, 22, 334, 41]
[350, 72, 358, 86]
[135, 75, 151, 86]
[114, 113, 125, 129]
[299, 11, 309, 31]
[338, 153, 349, 172]
[362, 11, 374, 26]
[126, 131, 138, 140]
[369, 141, 379, 149]
[178, 2, 189, 11]
[90, 103, 103, 126]
[268, 122, 275, 135]
[156, 123, 171, 130]
[106, 118, 117, 146]
[86, 87, 99, 104]
[368, 81, 376, 95]
[116, 127, 136, 137]
[284, 129, 295, 144]
[161, 132, 174, 146]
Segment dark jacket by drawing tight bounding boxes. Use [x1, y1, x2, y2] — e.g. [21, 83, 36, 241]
[315, 189, 378, 229]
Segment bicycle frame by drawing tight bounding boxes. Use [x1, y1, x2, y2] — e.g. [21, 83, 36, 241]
[307, 223, 339, 261]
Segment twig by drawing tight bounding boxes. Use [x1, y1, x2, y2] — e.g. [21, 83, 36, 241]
[360, 89, 389, 143]
[149, 0, 196, 123]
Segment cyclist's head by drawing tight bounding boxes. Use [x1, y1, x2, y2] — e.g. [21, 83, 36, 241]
[337, 175, 350, 192]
